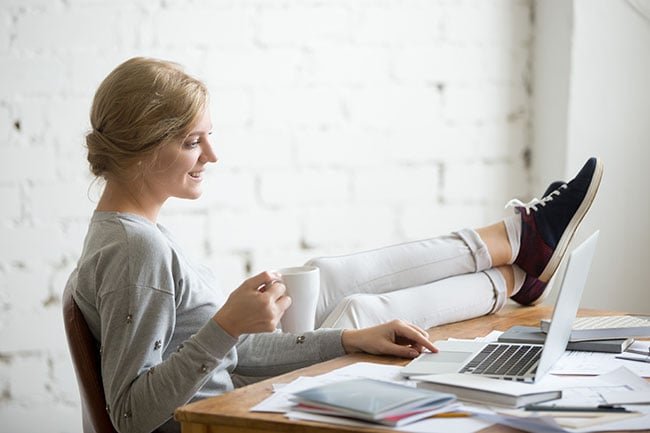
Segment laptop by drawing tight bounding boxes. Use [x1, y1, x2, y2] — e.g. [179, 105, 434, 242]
[401, 230, 600, 383]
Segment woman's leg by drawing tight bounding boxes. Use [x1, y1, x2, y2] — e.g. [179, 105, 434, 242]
[320, 267, 511, 329]
[308, 228, 497, 326]
[311, 157, 603, 327]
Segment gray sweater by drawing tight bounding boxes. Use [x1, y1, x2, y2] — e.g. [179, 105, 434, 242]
[65, 212, 345, 433]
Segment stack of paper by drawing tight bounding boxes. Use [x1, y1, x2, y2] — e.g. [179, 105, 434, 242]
[290, 378, 457, 426]
[415, 373, 561, 408]
[252, 361, 650, 432]
[498, 325, 633, 353]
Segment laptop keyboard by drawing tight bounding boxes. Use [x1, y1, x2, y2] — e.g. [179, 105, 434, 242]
[460, 343, 542, 379]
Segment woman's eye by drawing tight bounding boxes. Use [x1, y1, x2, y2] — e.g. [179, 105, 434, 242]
[184, 140, 200, 149]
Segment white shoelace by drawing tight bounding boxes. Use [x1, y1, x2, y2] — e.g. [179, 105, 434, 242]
[504, 184, 567, 215]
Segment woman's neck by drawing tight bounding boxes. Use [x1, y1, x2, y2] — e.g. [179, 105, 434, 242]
[96, 179, 162, 223]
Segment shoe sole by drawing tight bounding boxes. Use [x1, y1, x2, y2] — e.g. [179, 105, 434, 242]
[538, 157, 603, 282]
[528, 274, 554, 306]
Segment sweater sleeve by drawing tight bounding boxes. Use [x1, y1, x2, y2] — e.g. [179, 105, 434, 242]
[233, 328, 346, 378]
[98, 282, 237, 433]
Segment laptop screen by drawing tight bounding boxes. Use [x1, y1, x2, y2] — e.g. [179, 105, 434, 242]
[535, 230, 600, 379]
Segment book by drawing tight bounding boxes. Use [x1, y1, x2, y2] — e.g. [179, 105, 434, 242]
[498, 325, 634, 353]
[290, 378, 456, 426]
[540, 315, 650, 342]
[416, 373, 562, 408]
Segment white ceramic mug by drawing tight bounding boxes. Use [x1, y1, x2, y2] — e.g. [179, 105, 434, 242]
[277, 266, 320, 334]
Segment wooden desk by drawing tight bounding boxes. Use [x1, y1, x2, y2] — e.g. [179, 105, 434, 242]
[174, 304, 631, 433]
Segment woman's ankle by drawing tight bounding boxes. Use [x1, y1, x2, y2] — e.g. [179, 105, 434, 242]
[476, 222, 512, 267]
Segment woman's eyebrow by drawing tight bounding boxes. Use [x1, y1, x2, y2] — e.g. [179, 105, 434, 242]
[188, 125, 213, 136]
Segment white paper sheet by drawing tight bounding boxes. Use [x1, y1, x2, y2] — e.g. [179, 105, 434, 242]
[448, 330, 502, 342]
[551, 350, 650, 377]
[252, 361, 650, 432]
[536, 366, 650, 403]
[490, 367, 650, 432]
[286, 406, 492, 433]
[627, 340, 650, 356]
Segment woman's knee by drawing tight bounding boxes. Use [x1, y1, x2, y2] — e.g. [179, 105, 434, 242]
[321, 293, 387, 329]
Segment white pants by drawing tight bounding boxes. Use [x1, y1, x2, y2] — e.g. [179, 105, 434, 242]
[306, 228, 508, 330]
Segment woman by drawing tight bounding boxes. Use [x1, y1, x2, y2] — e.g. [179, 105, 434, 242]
[65, 57, 602, 433]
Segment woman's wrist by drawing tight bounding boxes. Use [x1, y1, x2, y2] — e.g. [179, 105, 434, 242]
[213, 311, 240, 339]
[341, 329, 361, 354]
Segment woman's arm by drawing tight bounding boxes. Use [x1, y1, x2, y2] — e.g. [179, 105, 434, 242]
[99, 284, 238, 433]
[233, 320, 436, 380]
[341, 319, 438, 357]
[233, 328, 345, 378]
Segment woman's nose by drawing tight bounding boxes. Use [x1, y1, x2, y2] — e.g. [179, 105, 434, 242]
[201, 141, 218, 163]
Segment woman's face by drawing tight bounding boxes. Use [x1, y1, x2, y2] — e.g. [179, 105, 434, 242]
[143, 108, 217, 202]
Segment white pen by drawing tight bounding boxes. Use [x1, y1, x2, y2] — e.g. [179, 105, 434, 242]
[615, 355, 650, 364]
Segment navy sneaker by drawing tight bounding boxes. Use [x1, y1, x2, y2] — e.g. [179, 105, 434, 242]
[508, 181, 564, 306]
[510, 157, 603, 283]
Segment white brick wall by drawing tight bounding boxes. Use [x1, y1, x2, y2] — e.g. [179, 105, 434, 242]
[0, 0, 533, 431]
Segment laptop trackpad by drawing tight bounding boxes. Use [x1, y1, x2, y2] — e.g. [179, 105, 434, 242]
[400, 341, 484, 376]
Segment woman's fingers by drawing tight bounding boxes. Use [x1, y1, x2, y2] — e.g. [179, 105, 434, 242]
[215, 270, 294, 337]
[262, 278, 286, 297]
[250, 272, 291, 305]
[275, 293, 292, 312]
[394, 321, 438, 353]
[341, 320, 438, 358]
[251, 271, 282, 292]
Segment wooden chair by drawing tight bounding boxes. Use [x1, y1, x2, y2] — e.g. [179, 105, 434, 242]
[62, 288, 118, 433]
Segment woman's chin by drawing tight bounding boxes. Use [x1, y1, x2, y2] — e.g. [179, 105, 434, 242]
[178, 189, 203, 201]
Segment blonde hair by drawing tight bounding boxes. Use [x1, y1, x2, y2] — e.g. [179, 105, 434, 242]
[86, 57, 209, 180]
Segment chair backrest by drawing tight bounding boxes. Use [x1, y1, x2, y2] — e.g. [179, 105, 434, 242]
[62, 287, 118, 433]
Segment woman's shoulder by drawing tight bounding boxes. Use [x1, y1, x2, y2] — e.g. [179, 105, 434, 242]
[85, 211, 177, 274]
[92, 211, 169, 250]
[81, 212, 179, 295]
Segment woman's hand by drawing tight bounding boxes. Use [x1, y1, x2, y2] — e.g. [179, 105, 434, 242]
[341, 320, 438, 359]
[213, 271, 292, 338]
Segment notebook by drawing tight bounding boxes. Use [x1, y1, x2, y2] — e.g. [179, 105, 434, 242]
[401, 230, 600, 383]
[540, 315, 650, 341]
[497, 325, 633, 353]
[290, 378, 456, 426]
